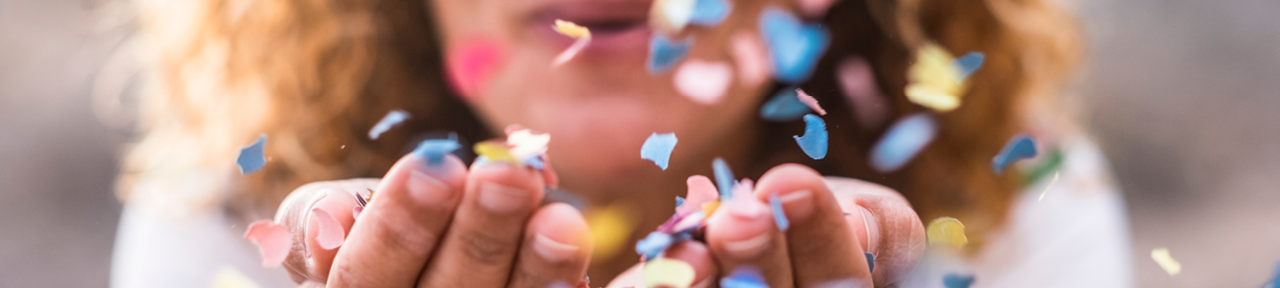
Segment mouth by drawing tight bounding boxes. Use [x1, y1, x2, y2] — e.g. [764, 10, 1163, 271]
[529, 1, 652, 55]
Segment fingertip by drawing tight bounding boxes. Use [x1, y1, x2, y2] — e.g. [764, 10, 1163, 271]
[528, 203, 593, 262]
[755, 163, 828, 196]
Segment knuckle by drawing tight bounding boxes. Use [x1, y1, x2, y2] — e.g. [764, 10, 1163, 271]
[460, 230, 519, 266]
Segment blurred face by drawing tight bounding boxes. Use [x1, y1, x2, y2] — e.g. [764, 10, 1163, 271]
[428, 0, 772, 192]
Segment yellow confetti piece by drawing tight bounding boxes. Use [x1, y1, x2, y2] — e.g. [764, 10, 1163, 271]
[644, 257, 696, 288]
[212, 267, 260, 288]
[474, 141, 518, 163]
[701, 200, 721, 217]
[905, 43, 966, 112]
[553, 19, 591, 39]
[586, 205, 634, 261]
[926, 217, 968, 249]
[1151, 248, 1182, 276]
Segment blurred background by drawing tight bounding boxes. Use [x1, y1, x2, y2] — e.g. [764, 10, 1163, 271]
[0, 0, 1277, 287]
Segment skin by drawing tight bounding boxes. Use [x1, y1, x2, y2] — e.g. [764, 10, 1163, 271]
[273, 0, 927, 286]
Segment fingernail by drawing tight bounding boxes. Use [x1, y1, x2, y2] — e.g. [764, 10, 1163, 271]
[408, 169, 454, 204]
[859, 206, 881, 254]
[533, 233, 581, 263]
[779, 190, 815, 221]
[723, 234, 770, 259]
[690, 276, 714, 288]
[478, 182, 529, 213]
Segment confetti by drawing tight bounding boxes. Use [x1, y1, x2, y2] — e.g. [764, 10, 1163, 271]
[992, 134, 1038, 175]
[506, 127, 551, 160]
[236, 134, 267, 175]
[954, 52, 985, 80]
[244, 220, 290, 267]
[793, 114, 828, 160]
[869, 113, 937, 172]
[926, 217, 968, 249]
[905, 43, 968, 112]
[586, 205, 634, 260]
[688, 0, 731, 26]
[769, 194, 789, 231]
[446, 38, 504, 98]
[368, 110, 410, 140]
[641, 133, 679, 170]
[797, 0, 837, 17]
[674, 59, 734, 105]
[311, 207, 345, 250]
[644, 258, 697, 288]
[212, 267, 260, 288]
[552, 20, 592, 66]
[759, 6, 830, 83]
[636, 232, 675, 259]
[731, 32, 771, 88]
[712, 158, 736, 200]
[794, 89, 826, 116]
[647, 34, 694, 74]
[413, 134, 461, 166]
[759, 88, 811, 122]
[942, 273, 976, 288]
[837, 57, 888, 129]
[1151, 247, 1182, 276]
[650, 0, 696, 32]
[1037, 172, 1059, 202]
[720, 267, 768, 288]
[681, 175, 720, 215]
[675, 196, 685, 208]
[865, 252, 875, 272]
[701, 201, 721, 217]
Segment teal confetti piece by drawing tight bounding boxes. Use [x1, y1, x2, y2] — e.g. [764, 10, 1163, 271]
[640, 132, 679, 170]
[689, 0, 731, 26]
[236, 134, 268, 175]
[793, 114, 828, 160]
[647, 35, 694, 74]
[721, 267, 768, 288]
[635, 232, 674, 259]
[954, 52, 985, 80]
[870, 113, 937, 173]
[992, 134, 1038, 175]
[759, 6, 830, 83]
[368, 109, 410, 140]
[769, 194, 789, 231]
[413, 133, 460, 166]
[943, 273, 975, 288]
[712, 158, 736, 200]
[759, 88, 810, 122]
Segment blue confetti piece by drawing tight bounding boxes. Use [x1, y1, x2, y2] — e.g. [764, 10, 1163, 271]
[721, 267, 768, 288]
[675, 196, 686, 208]
[759, 88, 810, 122]
[759, 7, 830, 83]
[991, 134, 1038, 175]
[523, 156, 545, 169]
[865, 252, 875, 272]
[769, 194, 789, 231]
[943, 273, 976, 288]
[236, 134, 268, 175]
[635, 232, 674, 259]
[870, 113, 937, 173]
[954, 52, 985, 80]
[640, 132, 679, 170]
[647, 35, 694, 74]
[688, 0, 731, 26]
[368, 109, 410, 140]
[712, 157, 736, 200]
[412, 133, 460, 166]
[793, 114, 828, 160]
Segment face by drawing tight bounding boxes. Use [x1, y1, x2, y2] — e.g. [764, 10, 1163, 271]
[428, 0, 774, 192]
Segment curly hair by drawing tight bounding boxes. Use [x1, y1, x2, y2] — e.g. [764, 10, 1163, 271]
[120, 0, 1080, 249]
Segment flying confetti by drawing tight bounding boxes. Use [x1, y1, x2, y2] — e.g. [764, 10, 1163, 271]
[905, 43, 967, 112]
[674, 59, 734, 105]
[647, 34, 693, 73]
[942, 273, 976, 288]
[586, 205, 634, 260]
[311, 207, 345, 250]
[837, 57, 888, 129]
[793, 114, 828, 160]
[688, 0, 731, 26]
[870, 113, 937, 172]
[712, 158, 736, 200]
[644, 257, 697, 288]
[795, 88, 826, 115]
[769, 194, 789, 231]
[636, 231, 675, 260]
[641, 133, 679, 170]
[212, 267, 261, 288]
[926, 217, 968, 249]
[413, 134, 460, 166]
[368, 110, 410, 140]
[649, 0, 695, 32]
[759, 88, 811, 122]
[1151, 247, 1182, 276]
[552, 20, 592, 66]
[759, 7, 830, 83]
[954, 52, 985, 80]
[721, 267, 768, 288]
[992, 134, 1038, 174]
[731, 32, 771, 88]
[244, 220, 291, 267]
[236, 134, 267, 175]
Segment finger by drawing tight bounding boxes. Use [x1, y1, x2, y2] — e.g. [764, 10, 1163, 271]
[825, 177, 927, 286]
[418, 161, 548, 287]
[754, 164, 872, 288]
[327, 153, 468, 287]
[706, 186, 794, 288]
[604, 241, 718, 288]
[507, 203, 592, 288]
[273, 179, 378, 283]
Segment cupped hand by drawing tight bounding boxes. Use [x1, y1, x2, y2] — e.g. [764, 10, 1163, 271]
[268, 152, 592, 287]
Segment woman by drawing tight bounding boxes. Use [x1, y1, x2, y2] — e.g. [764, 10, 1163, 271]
[111, 0, 1133, 286]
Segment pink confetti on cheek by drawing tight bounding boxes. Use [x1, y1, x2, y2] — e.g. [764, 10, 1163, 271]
[244, 220, 291, 267]
[679, 175, 720, 215]
[445, 38, 504, 100]
[730, 32, 771, 88]
[311, 208, 346, 250]
[838, 57, 888, 129]
[794, 88, 826, 115]
[674, 59, 734, 105]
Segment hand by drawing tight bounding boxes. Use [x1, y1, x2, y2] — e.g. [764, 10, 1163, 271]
[268, 152, 592, 287]
[608, 164, 926, 288]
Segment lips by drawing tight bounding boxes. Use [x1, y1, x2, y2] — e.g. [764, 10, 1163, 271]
[528, 1, 653, 55]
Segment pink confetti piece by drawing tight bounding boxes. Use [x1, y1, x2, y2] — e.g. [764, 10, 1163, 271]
[311, 208, 345, 250]
[244, 220, 291, 267]
[730, 32, 771, 88]
[674, 59, 734, 105]
[837, 57, 888, 129]
[679, 175, 719, 215]
[553, 36, 591, 66]
[445, 38, 504, 99]
[794, 89, 826, 115]
[797, 0, 837, 17]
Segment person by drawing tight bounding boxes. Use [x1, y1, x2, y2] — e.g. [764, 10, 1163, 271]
[110, 0, 1133, 287]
